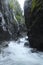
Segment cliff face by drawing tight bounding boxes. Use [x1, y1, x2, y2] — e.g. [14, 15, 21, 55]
[24, 0, 32, 29]
[0, 0, 19, 41]
[24, 0, 43, 51]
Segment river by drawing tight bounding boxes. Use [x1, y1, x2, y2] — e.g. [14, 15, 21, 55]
[0, 36, 43, 65]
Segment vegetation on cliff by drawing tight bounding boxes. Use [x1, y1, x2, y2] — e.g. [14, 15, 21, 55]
[9, 0, 25, 24]
[31, 0, 42, 12]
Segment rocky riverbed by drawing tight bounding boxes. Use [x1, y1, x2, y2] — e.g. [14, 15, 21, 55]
[0, 36, 43, 65]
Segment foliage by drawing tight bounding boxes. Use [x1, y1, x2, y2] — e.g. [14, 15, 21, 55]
[31, 0, 42, 12]
[9, 0, 24, 24]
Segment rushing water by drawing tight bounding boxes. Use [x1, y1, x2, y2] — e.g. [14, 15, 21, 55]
[0, 36, 43, 65]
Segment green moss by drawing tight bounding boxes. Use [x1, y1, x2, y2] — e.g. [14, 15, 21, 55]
[9, 0, 14, 9]
[31, 0, 42, 12]
[31, 0, 36, 12]
[9, 0, 24, 24]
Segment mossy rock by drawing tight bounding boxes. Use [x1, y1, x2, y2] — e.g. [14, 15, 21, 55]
[31, 0, 42, 12]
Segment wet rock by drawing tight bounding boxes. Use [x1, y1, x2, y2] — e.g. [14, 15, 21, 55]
[0, 0, 19, 41]
[24, 42, 29, 47]
[0, 12, 11, 41]
[31, 48, 38, 53]
[24, 0, 43, 51]
[0, 41, 9, 47]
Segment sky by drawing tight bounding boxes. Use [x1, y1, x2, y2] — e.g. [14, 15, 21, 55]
[17, 0, 25, 10]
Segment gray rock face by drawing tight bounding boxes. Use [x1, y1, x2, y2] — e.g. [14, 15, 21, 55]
[24, 0, 43, 51]
[0, 0, 19, 41]
[24, 0, 32, 29]
[0, 12, 10, 41]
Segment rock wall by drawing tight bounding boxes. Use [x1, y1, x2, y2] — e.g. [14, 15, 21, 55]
[24, 0, 43, 51]
[0, 0, 19, 41]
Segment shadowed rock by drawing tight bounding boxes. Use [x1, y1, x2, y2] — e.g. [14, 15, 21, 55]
[24, 0, 43, 51]
[0, 12, 10, 41]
